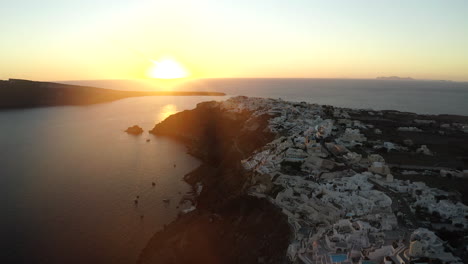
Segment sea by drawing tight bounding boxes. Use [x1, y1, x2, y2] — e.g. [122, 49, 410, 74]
[1, 97, 211, 263]
[1, 78, 468, 264]
[66, 78, 468, 116]
[186, 78, 468, 115]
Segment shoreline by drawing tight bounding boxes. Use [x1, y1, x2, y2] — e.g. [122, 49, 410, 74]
[139, 96, 468, 263]
[0, 79, 225, 110]
[139, 100, 292, 263]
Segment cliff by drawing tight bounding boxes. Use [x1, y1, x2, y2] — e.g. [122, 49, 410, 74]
[139, 101, 292, 264]
[141, 96, 468, 263]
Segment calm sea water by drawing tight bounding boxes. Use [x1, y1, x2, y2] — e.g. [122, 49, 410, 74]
[178, 79, 468, 115]
[65, 78, 468, 115]
[0, 96, 221, 264]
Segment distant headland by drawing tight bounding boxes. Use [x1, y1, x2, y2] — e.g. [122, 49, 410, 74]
[376, 76, 414, 80]
[0, 79, 225, 109]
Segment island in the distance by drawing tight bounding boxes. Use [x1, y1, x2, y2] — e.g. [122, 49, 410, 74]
[376, 76, 414, 80]
[0, 79, 225, 109]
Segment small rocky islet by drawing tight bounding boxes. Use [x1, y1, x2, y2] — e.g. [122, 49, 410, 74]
[138, 96, 468, 264]
[125, 125, 144, 135]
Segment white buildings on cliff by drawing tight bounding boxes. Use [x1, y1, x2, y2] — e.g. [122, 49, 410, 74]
[220, 96, 467, 264]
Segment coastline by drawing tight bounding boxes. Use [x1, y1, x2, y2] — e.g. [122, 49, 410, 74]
[138, 97, 468, 263]
[138, 100, 292, 263]
[0, 79, 225, 110]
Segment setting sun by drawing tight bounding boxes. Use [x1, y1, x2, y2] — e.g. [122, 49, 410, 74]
[147, 58, 188, 79]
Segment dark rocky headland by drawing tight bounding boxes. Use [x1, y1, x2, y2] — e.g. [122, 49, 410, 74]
[0, 79, 225, 109]
[139, 100, 292, 264]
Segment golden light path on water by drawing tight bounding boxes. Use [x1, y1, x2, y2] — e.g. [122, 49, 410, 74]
[158, 104, 178, 122]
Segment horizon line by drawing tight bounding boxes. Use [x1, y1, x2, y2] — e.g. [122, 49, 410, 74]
[53, 77, 466, 83]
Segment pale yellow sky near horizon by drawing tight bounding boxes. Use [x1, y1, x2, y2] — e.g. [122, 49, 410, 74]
[1, 0, 468, 82]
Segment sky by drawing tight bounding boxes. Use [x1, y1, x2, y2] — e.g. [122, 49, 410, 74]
[1, 0, 467, 81]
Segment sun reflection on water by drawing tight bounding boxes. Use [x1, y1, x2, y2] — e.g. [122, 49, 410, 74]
[158, 104, 177, 122]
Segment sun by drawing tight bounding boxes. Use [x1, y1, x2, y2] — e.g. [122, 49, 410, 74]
[147, 58, 189, 79]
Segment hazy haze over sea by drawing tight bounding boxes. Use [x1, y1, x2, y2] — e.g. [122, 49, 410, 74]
[63, 78, 468, 116]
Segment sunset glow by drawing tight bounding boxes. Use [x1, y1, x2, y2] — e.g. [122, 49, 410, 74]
[2, 1, 468, 264]
[1, 1, 467, 81]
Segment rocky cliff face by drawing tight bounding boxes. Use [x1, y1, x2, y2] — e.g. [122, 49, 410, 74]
[139, 101, 291, 264]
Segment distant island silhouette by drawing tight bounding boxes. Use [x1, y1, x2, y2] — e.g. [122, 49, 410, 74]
[376, 76, 414, 80]
[0, 79, 225, 109]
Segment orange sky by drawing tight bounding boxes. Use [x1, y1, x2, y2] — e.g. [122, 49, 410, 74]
[1, 0, 467, 81]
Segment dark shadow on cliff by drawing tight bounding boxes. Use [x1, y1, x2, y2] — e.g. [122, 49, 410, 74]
[139, 101, 292, 264]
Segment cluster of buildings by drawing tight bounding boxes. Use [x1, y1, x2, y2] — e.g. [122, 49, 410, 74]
[408, 228, 461, 263]
[217, 96, 467, 264]
[376, 178, 468, 229]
